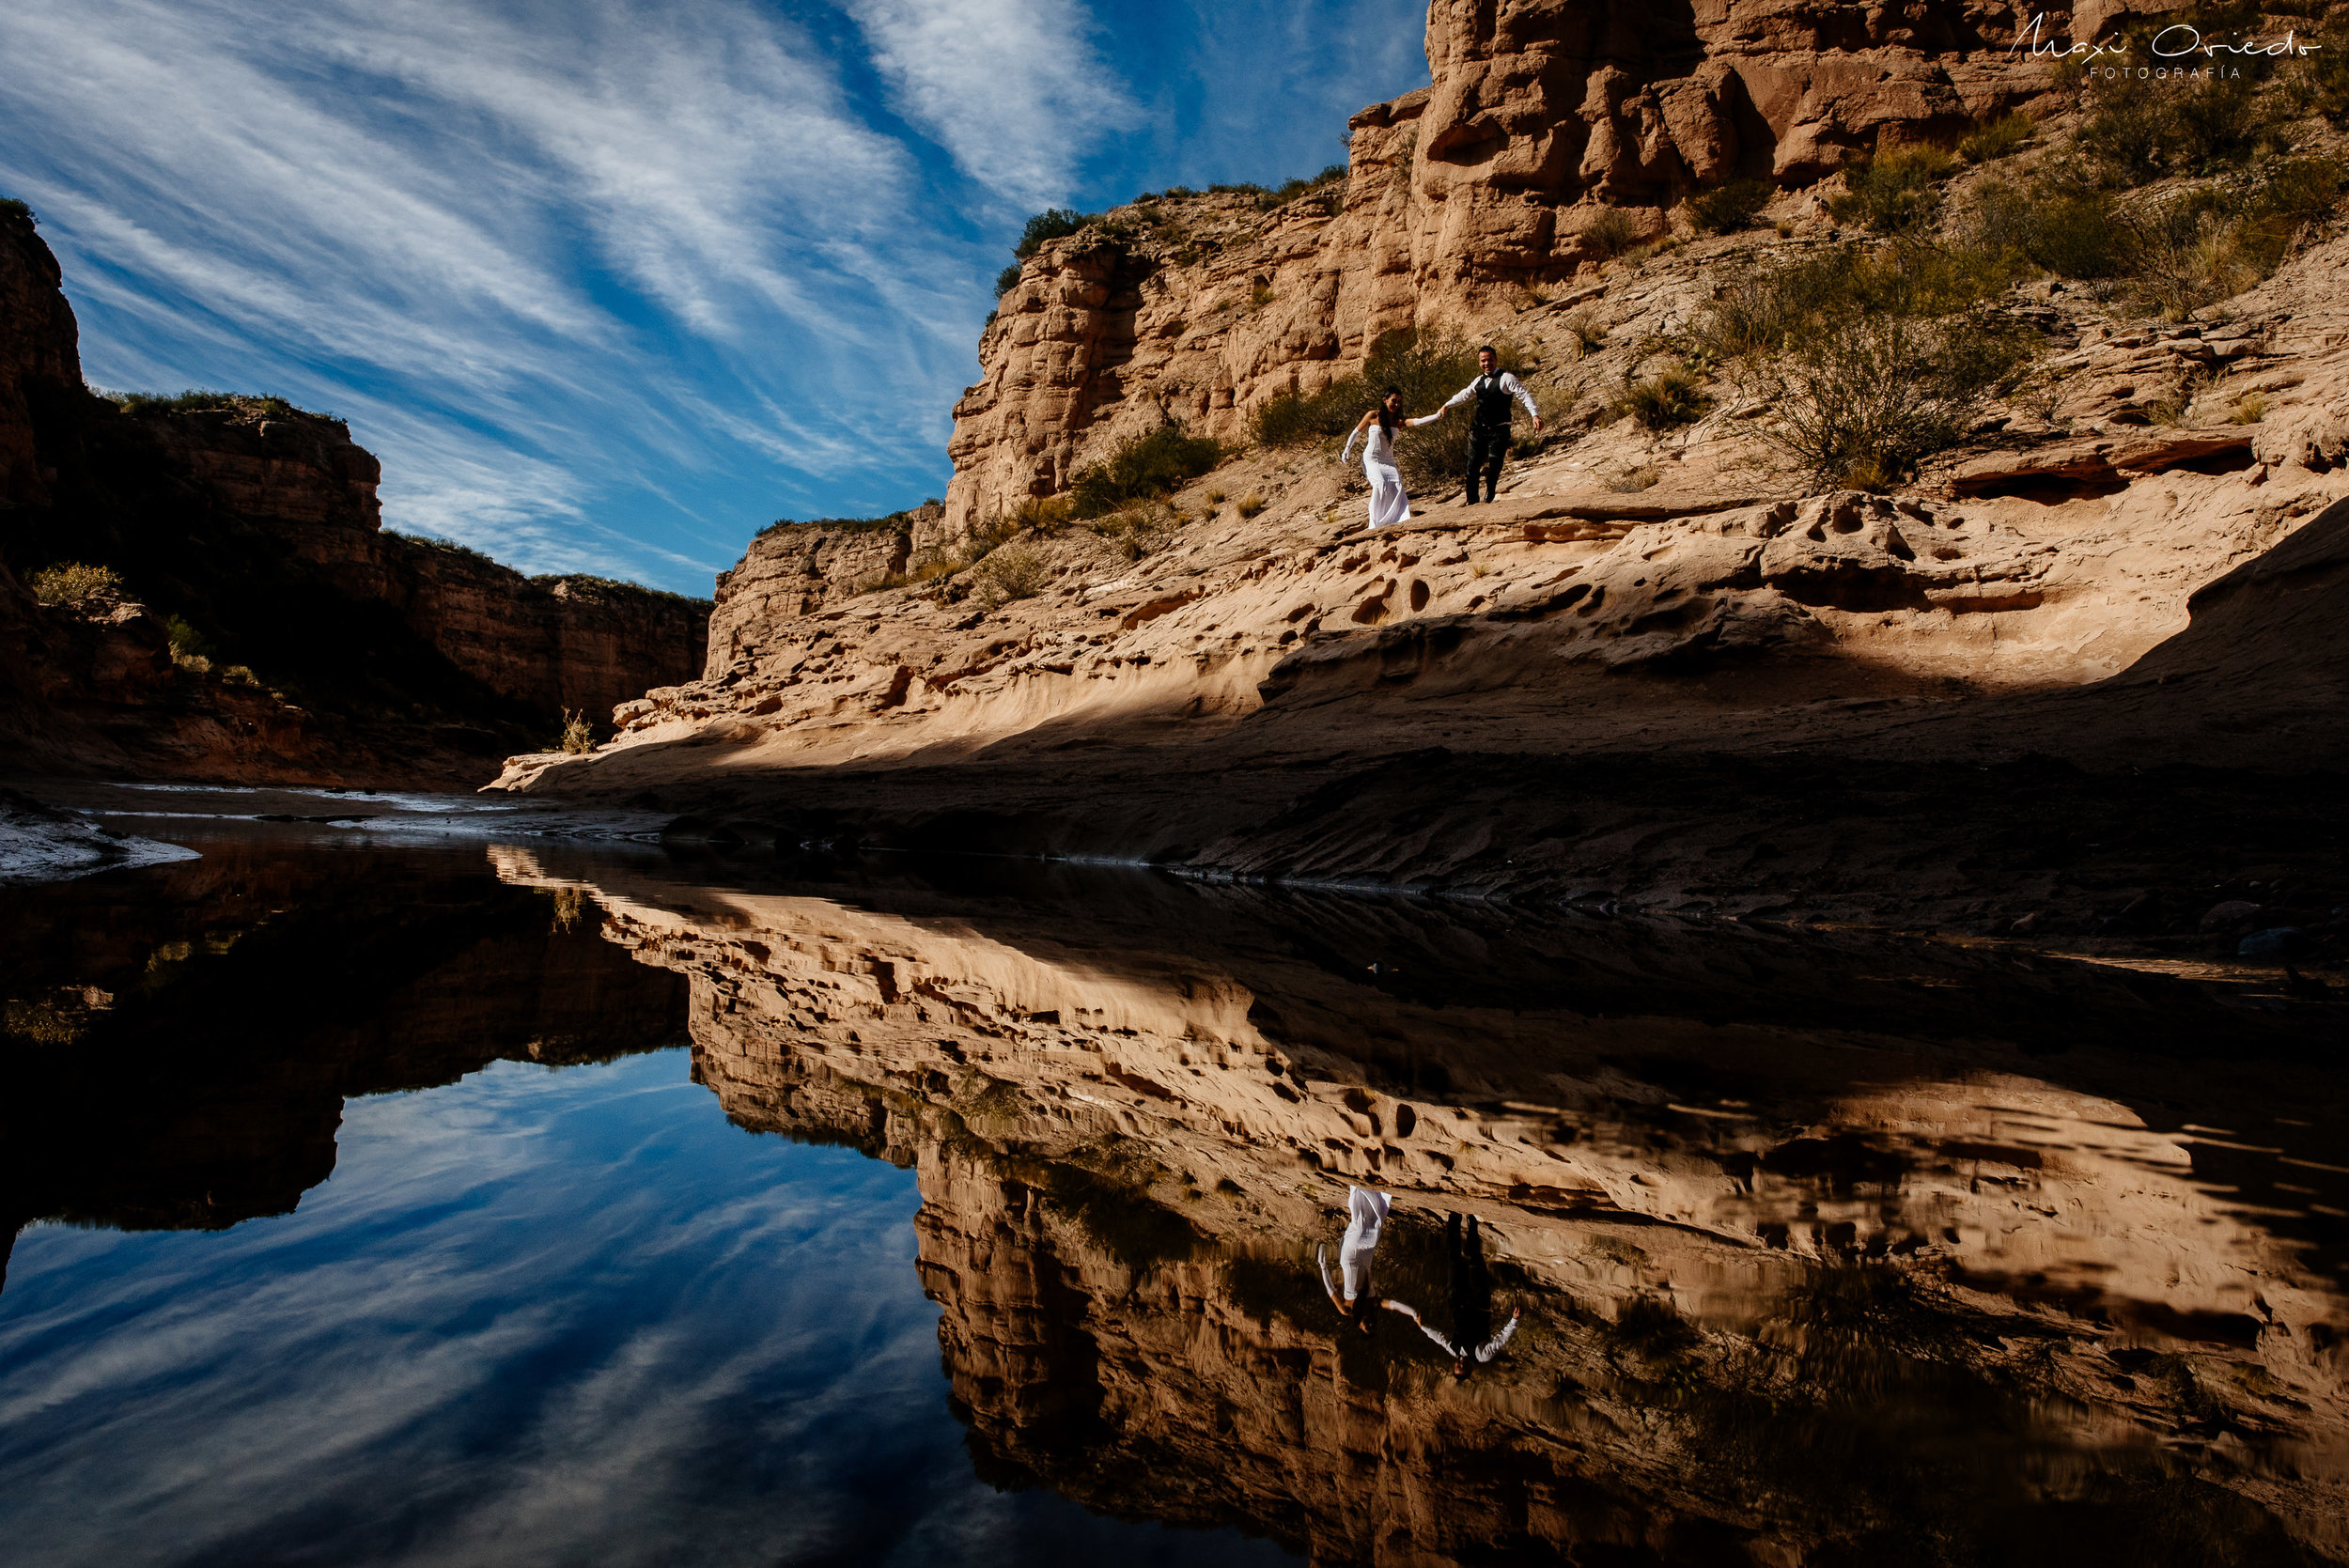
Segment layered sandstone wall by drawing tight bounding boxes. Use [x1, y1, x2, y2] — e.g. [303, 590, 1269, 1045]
[117, 397, 708, 722]
[703, 502, 944, 675]
[944, 0, 2172, 534]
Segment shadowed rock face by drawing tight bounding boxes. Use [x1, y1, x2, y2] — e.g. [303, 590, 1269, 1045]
[0, 212, 708, 784]
[501, 851, 2348, 1566]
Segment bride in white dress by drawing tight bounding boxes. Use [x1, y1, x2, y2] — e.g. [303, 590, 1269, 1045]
[1340, 388, 1439, 532]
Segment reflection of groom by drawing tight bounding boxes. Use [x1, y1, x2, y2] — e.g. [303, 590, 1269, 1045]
[1435, 346, 1543, 505]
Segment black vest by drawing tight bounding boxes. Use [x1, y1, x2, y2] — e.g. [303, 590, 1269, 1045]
[1471, 371, 1514, 427]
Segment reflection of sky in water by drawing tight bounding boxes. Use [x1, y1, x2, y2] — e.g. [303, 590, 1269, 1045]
[0, 1051, 1293, 1566]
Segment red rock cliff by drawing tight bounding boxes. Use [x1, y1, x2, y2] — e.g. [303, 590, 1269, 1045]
[944, 0, 2169, 532]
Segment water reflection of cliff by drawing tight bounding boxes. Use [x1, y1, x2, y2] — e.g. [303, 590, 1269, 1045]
[502, 849, 2349, 1568]
[1, 841, 687, 1273]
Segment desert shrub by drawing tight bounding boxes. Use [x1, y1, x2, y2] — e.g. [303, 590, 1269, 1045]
[1564, 308, 1609, 356]
[1696, 241, 2025, 363]
[1828, 146, 1959, 233]
[1249, 281, 1276, 309]
[2125, 189, 2264, 319]
[994, 264, 1023, 296]
[27, 561, 122, 604]
[1093, 508, 1178, 560]
[2299, 41, 2349, 122]
[2229, 392, 2269, 424]
[1957, 112, 2033, 164]
[1971, 179, 2134, 278]
[1395, 414, 1476, 493]
[1609, 365, 1710, 430]
[2078, 76, 2271, 186]
[1252, 329, 1494, 449]
[1686, 178, 1773, 233]
[2170, 76, 2270, 173]
[972, 542, 1051, 608]
[1583, 207, 1642, 258]
[558, 709, 595, 753]
[1010, 493, 1075, 534]
[1250, 380, 1361, 446]
[1015, 207, 1089, 259]
[1235, 493, 1266, 520]
[163, 613, 213, 660]
[1068, 424, 1224, 517]
[0, 196, 32, 224]
[1743, 313, 2031, 488]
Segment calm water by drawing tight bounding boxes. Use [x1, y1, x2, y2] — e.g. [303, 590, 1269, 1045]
[2, 804, 2344, 1566]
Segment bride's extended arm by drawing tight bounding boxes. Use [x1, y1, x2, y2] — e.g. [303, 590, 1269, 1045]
[1341, 416, 1367, 465]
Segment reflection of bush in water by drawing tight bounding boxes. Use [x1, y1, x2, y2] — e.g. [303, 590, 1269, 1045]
[1607, 1294, 1699, 1359]
[1034, 1157, 1195, 1276]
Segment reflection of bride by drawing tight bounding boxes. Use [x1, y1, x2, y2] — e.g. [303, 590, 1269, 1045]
[1340, 389, 1440, 532]
[1317, 1184, 1392, 1334]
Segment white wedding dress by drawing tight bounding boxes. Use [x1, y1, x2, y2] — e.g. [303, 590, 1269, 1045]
[1342, 416, 1435, 531]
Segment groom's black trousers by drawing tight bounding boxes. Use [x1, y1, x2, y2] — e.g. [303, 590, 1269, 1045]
[1465, 423, 1510, 504]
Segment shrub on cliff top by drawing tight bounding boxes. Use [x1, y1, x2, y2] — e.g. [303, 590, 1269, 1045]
[531, 572, 708, 608]
[1069, 424, 1225, 518]
[28, 562, 123, 604]
[110, 389, 318, 422]
[995, 263, 1024, 296]
[0, 196, 32, 225]
[1015, 208, 1090, 259]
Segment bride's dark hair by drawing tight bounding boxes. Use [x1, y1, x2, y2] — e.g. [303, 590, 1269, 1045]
[1376, 384, 1403, 437]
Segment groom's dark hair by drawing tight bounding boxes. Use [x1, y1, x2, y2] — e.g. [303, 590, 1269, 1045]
[1478, 344, 1497, 356]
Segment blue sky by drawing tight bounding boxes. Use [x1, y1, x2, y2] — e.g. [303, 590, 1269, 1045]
[0, 1, 1428, 596]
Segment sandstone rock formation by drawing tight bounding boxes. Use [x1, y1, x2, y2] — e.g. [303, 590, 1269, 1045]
[0, 208, 708, 784]
[495, 74, 2349, 947]
[944, 0, 2174, 533]
[496, 849, 2348, 1564]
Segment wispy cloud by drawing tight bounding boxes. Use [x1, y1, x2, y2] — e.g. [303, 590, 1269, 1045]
[844, 0, 1141, 210]
[0, 0, 1030, 590]
[0, 0, 1421, 595]
[0, 1054, 1290, 1567]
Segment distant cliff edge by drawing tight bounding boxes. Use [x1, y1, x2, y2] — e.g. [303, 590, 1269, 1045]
[0, 202, 708, 788]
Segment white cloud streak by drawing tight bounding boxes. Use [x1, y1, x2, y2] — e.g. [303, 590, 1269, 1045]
[845, 0, 1141, 210]
[0, 0, 1052, 590]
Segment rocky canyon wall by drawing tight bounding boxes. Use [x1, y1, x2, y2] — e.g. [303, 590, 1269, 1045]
[945, 0, 2169, 532]
[0, 205, 708, 782]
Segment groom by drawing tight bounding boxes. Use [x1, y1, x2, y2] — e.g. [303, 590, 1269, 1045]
[1435, 346, 1543, 505]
